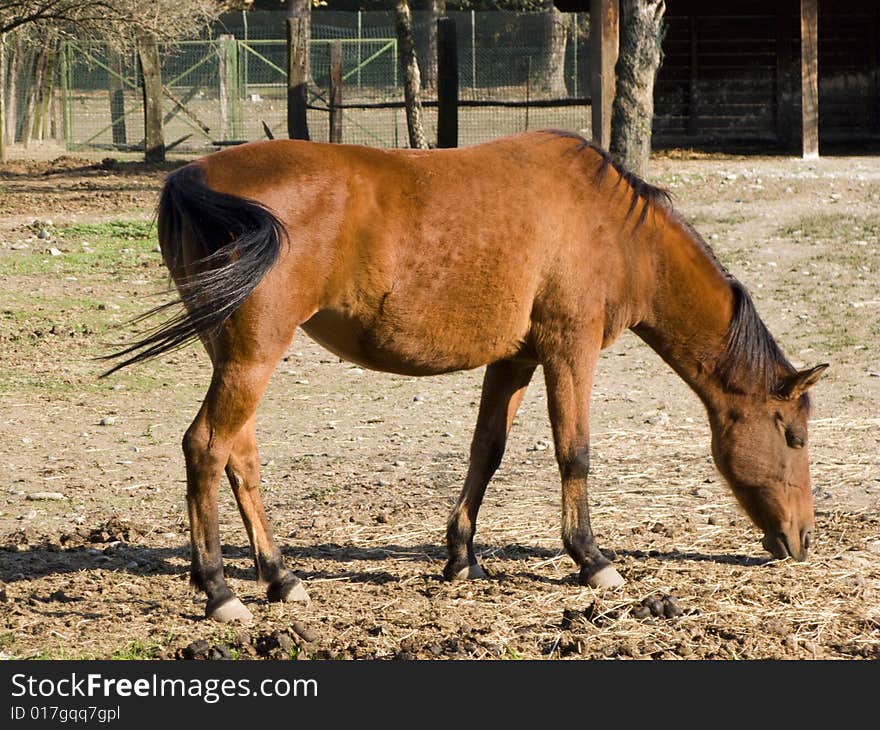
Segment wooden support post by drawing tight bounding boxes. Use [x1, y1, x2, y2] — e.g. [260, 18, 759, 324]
[873, 5, 880, 134]
[286, 17, 310, 141]
[328, 41, 343, 144]
[688, 14, 698, 137]
[437, 16, 458, 149]
[589, 0, 618, 149]
[137, 32, 165, 162]
[800, 0, 818, 159]
[108, 49, 127, 147]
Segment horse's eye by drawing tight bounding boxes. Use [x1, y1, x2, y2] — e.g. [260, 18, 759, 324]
[785, 428, 805, 449]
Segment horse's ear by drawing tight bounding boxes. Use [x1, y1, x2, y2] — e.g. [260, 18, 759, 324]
[779, 363, 829, 400]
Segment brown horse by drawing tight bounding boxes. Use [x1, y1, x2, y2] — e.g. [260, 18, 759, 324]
[105, 130, 827, 623]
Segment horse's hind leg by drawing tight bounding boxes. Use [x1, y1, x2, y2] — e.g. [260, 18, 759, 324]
[543, 348, 625, 589]
[184, 361, 278, 623]
[444, 360, 536, 581]
[226, 418, 308, 605]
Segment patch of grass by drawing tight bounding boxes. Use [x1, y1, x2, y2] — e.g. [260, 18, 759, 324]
[503, 646, 524, 660]
[779, 214, 880, 242]
[110, 639, 165, 660]
[0, 293, 127, 336]
[689, 212, 747, 230]
[62, 220, 155, 241]
[0, 219, 160, 277]
[31, 641, 97, 660]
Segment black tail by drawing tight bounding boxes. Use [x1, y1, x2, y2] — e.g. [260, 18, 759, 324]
[100, 164, 287, 376]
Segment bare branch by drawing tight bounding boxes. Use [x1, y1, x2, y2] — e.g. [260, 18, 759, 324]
[0, 0, 229, 45]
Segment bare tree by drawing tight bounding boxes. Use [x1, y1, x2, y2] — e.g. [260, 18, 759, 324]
[395, 0, 429, 149]
[0, 1, 228, 158]
[0, 1, 227, 46]
[610, 0, 666, 177]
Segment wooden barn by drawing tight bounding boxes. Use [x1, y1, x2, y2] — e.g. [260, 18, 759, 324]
[556, 0, 880, 155]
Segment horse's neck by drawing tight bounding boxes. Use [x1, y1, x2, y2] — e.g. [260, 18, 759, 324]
[630, 214, 734, 406]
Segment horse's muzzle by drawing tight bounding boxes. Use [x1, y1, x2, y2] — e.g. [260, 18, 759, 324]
[762, 528, 811, 562]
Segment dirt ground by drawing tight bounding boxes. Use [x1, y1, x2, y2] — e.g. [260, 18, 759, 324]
[0, 144, 877, 660]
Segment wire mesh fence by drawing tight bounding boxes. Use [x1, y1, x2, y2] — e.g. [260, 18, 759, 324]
[3, 10, 592, 155]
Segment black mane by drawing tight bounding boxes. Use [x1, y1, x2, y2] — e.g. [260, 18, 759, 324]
[544, 129, 796, 397]
[545, 129, 672, 227]
[718, 280, 797, 395]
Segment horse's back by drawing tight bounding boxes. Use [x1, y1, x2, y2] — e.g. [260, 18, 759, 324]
[196, 133, 599, 375]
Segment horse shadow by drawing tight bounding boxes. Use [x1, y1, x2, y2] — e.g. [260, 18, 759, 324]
[0, 539, 769, 588]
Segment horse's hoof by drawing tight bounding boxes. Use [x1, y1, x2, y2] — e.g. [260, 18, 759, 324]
[207, 597, 253, 624]
[267, 576, 310, 605]
[582, 565, 625, 589]
[454, 563, 488, 580]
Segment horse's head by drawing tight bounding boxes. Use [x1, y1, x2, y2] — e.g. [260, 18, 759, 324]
[709, 364, 828, 561]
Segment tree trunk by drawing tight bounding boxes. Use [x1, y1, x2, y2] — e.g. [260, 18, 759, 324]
[5, 34, 19, 145]
[0, 34, 6, 161]
[416, 0, 445, 93]
[287, 0, 310, 84]
[20, 48, 45, 147]
[535, 0, 570, 97]
[394, 0, 428, 149]
[35, 41, 56, 141]
[610, 0, 666, 177]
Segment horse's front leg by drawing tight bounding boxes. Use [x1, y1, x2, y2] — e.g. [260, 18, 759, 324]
[544, 350, 625, 589]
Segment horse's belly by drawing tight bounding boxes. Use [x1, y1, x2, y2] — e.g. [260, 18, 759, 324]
[300, 307, 525, 376]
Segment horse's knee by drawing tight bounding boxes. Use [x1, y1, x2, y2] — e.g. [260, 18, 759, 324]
[472, 432, 506, 474]
[182, 422, 206, 463]
[559, 445, 590, 480]
[182, 422, 227, 477]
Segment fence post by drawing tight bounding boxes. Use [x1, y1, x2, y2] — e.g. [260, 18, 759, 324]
[329, 41, 343, 144]
[230, 39, 243, 138]
[286, 17, 310, 140]
[357, 11, 362, 91]
[437, 17, 458, 149]
[471, 9, 476, 90]
[589, 0, 618, 150]
[800, 0, 819, 159]
[218, 34, 242, 141]
[108, 48, 127, 147]
[137, 32, 165, 162]
[572, 13, 578, 98]
[242, 10, 249, 97]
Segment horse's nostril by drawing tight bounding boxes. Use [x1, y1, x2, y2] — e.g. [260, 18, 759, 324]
[803, 531, 812, 550]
